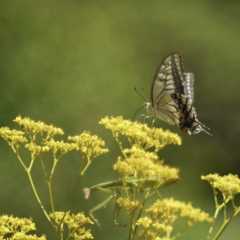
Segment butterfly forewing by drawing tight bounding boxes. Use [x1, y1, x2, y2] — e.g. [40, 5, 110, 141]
[149, 53, 185, 125]
[151, 53, 185, 106]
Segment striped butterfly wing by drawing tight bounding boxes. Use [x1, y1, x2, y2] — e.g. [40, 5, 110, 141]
[146, 53, 211, 135]
[175, 71, 211, 135]
[150, 53, 185, 125]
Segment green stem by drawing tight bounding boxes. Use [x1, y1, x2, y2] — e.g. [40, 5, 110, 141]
[207, 187, 226, 240]
[57, 154, 88, 234]
[128, 184, 145, 240]
[128, 212, 135, 240]
[212, 212, 234, 240]
[134, 196, 148, 239]
[47, 181, 55, 213]
[26, 168, 55, 227]
[39, 153, 55, 213]
[56, 174, 81, 234]
[11, 146, 27, 169]
[13, 147, 55, 228]
[115, 136, 127, 159]
[81, 160, 91, 176]
[207, 207, 220, 239]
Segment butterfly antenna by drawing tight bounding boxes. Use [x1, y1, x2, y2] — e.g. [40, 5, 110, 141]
[134, 87, 147, 101]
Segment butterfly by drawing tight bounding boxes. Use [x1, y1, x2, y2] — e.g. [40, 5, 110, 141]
[144, 53, 211, 135]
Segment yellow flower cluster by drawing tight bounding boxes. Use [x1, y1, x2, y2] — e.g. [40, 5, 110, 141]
[0, 117, 108, 164]
[0, 127, 27, 149]
[50, 211, 93, 239]
[99, 116, 181, 152]
[202, 173, 240, 200]
[137, 200, 173, 235]
[136, 200, 173, 238]
[45, 140, 76, 155]
[24, 140, 77, 159]
[24, 142, 50, 159]
[14, 116, 64, 139]
[98, 116, 183, 236]
[113, 147, 179, 189]
[160, 198, 212, 226]
[136, 197, 212, 239]
[116, 197, 142, 214]
[0, 215, 45, 240]
[68, 131, 108, 160]
[144, 200, 174, 223]
[137, 216, 172, 239]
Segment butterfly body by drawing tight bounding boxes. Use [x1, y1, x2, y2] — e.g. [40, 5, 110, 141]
[144, 53, 211, 135]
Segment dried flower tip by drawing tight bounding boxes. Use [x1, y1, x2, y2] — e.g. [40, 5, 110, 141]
[83, 188, 91, 199]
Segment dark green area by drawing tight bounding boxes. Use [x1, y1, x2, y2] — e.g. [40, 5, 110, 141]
[0, 1, 240, 239]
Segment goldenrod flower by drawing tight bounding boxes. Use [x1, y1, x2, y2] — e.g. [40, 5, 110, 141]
[45, 140, 77, 155]
[123, 146, 159, 160]
[202, 173, 240, 200]
[116, 197, 142, 214]
[136, 216, 172, 238]
[0, 127, 27, 149]
[113, 147, 179, 189]
[145, 199, 174, 223]
[25, 142, 50, 158]
[136, 198, 211, 239]
[14, 116, 64, 139]
[68, 131, 108, 160]
[99, 116, 181, 152]
[50, 211, 93, 240]
[160, 198, 212, 226]
[0, 215, 46, 239]
[139, 200, 174, 239]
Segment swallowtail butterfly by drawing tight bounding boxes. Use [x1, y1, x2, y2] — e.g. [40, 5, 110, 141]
[144, 53, 211, 135]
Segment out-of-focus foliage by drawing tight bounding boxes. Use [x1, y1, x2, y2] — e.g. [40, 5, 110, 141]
[0, 1, 240, 239]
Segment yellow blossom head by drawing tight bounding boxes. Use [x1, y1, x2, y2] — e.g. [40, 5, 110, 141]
[68, 131, 108, 160]
[202, 173, 240, 200]
[14, 116, 64, 140]
[50, 211, 93, 239]
[160, 198, 212, 226]
[0, 127, 27, 149]
[99, 116, 181, 152]
[136, 200, 174, 238]
[0, 215, 46, 239]
[113, 147, 179, 190]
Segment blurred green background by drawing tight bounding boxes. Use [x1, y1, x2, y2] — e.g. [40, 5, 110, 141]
[0, 1, 240, 239]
